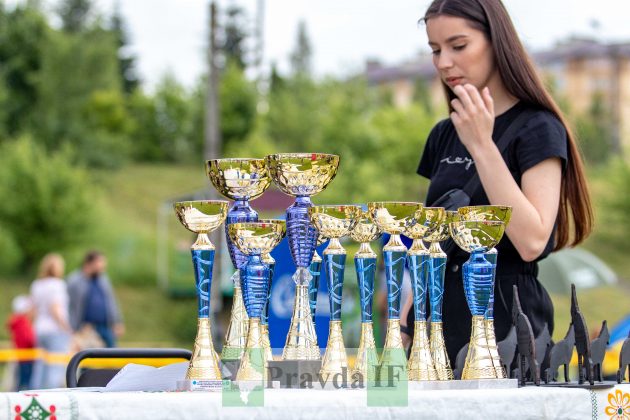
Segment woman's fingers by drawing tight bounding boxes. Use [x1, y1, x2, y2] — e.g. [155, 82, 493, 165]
[481, 86, 494, 116]
[453, 85, 474, 109]
[464, 84, 486, 110]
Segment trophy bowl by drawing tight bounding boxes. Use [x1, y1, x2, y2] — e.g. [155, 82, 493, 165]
[265, 153, 340, 197]
[449, 220, 506, 254]
[206, 158, 271, 201]
[174, 201, 229, 233]
[404, 207, 446, 240]
[309, 205, 362, 239]
[367, 202, 423, 235]
[424, 210, 459, 243]
[458, 205, 512, 224]
[350, 211, 381, 245]
[228, 220, 286, 256]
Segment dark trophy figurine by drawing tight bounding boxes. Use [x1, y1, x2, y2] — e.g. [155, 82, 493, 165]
[590, 321, 609, 383]
[617, 330, 630, 384]
[544, 324, 575, 384]
[497, 326, 517, 378]
[512, 285, 540, 386]
[570, 284, 594, 385]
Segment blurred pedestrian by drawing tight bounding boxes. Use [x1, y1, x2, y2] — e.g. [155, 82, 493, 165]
[6, 295, 36, 390]
[67, 251, 124, 348]
[30, 253, 72, 389]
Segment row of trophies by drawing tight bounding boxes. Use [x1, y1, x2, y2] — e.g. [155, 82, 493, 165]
[173, 153, 512, 385]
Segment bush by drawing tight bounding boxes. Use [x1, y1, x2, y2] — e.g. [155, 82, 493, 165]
[0, 136, 97, 272]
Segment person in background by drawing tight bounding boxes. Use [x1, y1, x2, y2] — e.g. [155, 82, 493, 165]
[7, 295, 36, 390]
[30, 253, 72, 389]
[67, 251, 124, 348]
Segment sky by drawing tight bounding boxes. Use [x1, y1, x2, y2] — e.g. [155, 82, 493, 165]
[73, 0, 630, 88]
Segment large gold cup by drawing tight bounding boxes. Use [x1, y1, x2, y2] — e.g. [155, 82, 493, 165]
[309, 205, 361, 382]
[424, 210, 457, 380]
[266, 153, 340, 361]
[206, 158, 271, 360]
[368, 202, 423, 380]
[350, 212, 381, 382]
[450, 219, 506, 380]
[228, 220, 286, 381]
[174, 200, 229, 381]
[458, 205, 512, 378]
[404, 207, 445, 381]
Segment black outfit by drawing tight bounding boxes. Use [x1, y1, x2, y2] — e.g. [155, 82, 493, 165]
[415, 101, 567, 367]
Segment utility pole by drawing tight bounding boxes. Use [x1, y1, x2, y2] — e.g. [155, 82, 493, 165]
[205, 1, 221, 162]
[205, 1, 224, 346]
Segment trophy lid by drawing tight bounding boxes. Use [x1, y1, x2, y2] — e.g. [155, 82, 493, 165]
[174, 200, 228, 233]
[265, 153, 340, 196]
[458, 205, 512, 224]
[424, 209, 457, 243]
[367, 201, 423, 235]
[228, 220, 286, 255]
[449, 220, 506, 253]
[206, 158, 271, 201]
[308, 205, 362, 239]
[350, 210, 381, 243]
[404, 206, 445, 239]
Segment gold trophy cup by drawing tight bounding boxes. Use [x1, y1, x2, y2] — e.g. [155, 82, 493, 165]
[206, 158, 271, 360]
[174, 200, 229, 382]
[228, 220, 286, 381]
[309, 205, 361, 383]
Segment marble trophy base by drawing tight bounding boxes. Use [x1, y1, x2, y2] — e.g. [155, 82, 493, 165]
[407, 378, 518, 390]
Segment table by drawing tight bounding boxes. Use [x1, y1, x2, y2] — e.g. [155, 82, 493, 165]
[2, 384, 628, 419]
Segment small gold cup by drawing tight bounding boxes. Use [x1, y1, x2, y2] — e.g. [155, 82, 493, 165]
[228, 220, 286, 381]
[458, 205, 512, 378]
[404, 207, 445, 381]
[309, 205, 361, 383]
[450, 219, 506, 380]
[174, 200, 229, 381]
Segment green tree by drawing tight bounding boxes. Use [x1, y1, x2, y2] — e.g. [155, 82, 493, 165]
[575, 92, 613, 166]
[110, 2, 139, 94]
[219, 60, 257, 148]
[57, 0, 94, 33]
[221, 4, 248, 69]
[0, 3, 49, 135]
[290, 20, 312, 77]
[0, 136, 96, 271]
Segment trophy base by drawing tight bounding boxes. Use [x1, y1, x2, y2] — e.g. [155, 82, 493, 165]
[267, 360, 323, 388]
[407, 378, 518, 391]
[176, 379, 224, 392]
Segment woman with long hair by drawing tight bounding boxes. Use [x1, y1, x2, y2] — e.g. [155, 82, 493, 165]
[401, 0, 593, 367]
[30, 253, 72, 389]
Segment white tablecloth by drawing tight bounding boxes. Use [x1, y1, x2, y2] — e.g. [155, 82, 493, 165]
[2, 384, 629, 419]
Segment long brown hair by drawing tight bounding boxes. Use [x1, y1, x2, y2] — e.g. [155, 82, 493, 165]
[423, 0, 593, 249]
[37, 253, 65, 279]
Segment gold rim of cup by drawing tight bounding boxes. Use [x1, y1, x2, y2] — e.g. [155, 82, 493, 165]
[173, 200, 229, 233]
[206, 158, 271, 201]
[265, 153, 340, 197]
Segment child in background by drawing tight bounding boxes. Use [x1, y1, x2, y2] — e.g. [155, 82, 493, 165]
[7, 295, 36, 390]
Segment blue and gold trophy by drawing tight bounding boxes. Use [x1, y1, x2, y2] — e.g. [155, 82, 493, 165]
[458, 205, 512, 378]
[174, 200, 228, 383]
[261, 249, 276, 363]
[404, 207, 445, 381]
[450, 217, 507, 379]
[207, 158, 271, 360]
[266, 153, 339, 361]
[228, 220, 286, 381]
[424, 210, 457, 380]
[350, 211, 382, 382]
[308, 234, 326, 320]
[368, 202, 423, 379]
[309, 205, 361, 382]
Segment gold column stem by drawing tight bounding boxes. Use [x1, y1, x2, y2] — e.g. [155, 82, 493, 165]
[283, 284, 321, 360]
[236, 318, 267, 381]
[222, 284, 249, 359]
[430, 322, 454, 380]
[485, 319, 506, 378]
[320, 320, 348, 382]
[408, 320, 437, 381]
[261, 323, 273, 362]
[186, 318, 222, 381]
[353, 322, 378, 381]
[462, 315, 497, 380]
[379, 319, 407, 379]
